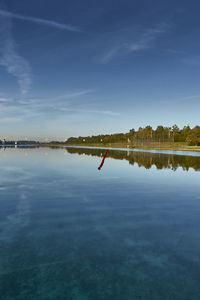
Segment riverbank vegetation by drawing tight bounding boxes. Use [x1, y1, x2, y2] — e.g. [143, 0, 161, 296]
[65, 125, 200, 147]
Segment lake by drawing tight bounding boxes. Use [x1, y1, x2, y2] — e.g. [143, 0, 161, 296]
[0, 146, 200, 299]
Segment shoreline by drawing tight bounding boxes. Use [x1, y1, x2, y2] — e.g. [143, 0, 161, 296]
[46, 143, 200, 152]
[2, 143, 200, 155]
[45, 144, 200, 157]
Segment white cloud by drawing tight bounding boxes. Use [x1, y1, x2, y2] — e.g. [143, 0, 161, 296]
[182, 55, 200, 67]
[100, 23, 169, 64]
[58, 107, 120, 116]
[0, 11, 31, 96]
[100, 47, 122, 64]
[0, 117, 22, 122]
[0, 97, 9, 102]
[0, 9, 81, 33]
[53, 90, 93, 101]
[0, 90, 120, 123]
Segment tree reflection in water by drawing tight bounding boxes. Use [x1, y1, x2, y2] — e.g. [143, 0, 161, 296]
[66, 147, 200, 172]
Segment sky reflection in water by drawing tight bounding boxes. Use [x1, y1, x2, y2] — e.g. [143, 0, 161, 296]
[0, 147, 200, 299]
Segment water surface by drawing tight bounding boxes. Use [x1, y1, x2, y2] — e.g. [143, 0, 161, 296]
[0, 147, 200, 299]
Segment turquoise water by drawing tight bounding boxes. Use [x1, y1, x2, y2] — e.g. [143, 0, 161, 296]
[0, 147, 200, 299]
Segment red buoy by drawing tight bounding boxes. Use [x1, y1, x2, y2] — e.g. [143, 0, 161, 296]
[98, 150, 108, 170]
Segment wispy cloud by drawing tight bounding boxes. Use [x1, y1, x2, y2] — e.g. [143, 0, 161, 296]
[100, 23, 169, 64]
[0, 117, 22, 123]
[100, 47, 122, 64]
[57, 107, 120, 116]
[0, 8, 81, 96]
[53, 90, 92, 101]
[159, 94, 200, 105]
[181, 55, 200, 67]
[0, 97, 9, 102]
[0, 9, 81, 33]
[165, 49, 185, 55]
[0, 89, 120, 123]
[0, 10, 31, 95]
[22, 96, 120, 116]
[177, 95, 200, 101]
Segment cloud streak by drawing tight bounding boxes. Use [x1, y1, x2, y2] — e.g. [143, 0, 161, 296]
[160, 94, 200, 104]
[100, 23, 169, 64]
[181, 55, 200, 67]
[0, 90, 120, 124]
[53, 90, 93, 101]
[0, 10, 31, 95]
[0, 9, 81, 33]
[0, 97, 9, 102]
[57, 107, 120, 116]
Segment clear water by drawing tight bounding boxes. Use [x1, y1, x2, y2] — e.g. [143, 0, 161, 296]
[0, 147, 200, 300]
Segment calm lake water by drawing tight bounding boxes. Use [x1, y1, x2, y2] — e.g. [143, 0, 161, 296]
[0, 146, 200, 299]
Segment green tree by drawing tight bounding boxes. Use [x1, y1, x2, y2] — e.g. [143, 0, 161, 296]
[186, 126, 200, 145]
[172, 124, 180, 142]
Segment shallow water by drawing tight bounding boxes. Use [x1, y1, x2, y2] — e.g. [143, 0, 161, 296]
[0, 147, 200, 299]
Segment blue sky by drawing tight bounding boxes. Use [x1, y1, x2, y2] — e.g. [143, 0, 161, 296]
[0, 0, 200, 141]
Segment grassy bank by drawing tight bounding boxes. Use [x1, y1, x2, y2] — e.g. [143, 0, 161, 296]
[45, 142, 200, 152]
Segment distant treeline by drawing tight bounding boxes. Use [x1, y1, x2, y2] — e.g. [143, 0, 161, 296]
[66, 147, 200, 171]
[66, 125, 200, 146]
[0, 140, 40, 145]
